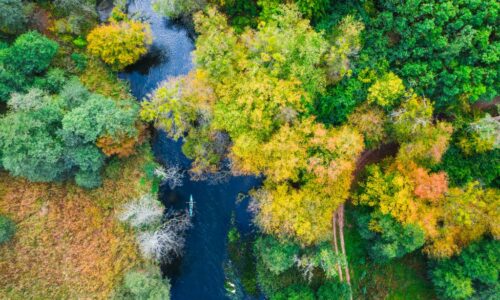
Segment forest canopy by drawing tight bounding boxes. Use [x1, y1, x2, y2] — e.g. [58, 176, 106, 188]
[0, 0, 498, 299]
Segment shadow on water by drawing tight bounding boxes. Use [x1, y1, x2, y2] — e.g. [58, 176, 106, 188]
[120, 1, 261, 299]
[123, 45, 167, 75]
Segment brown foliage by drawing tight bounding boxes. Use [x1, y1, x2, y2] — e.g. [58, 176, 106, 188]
[0, 148, 154, 299]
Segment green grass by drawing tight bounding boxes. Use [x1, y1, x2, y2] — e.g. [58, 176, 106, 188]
[345, 206, 436, 300]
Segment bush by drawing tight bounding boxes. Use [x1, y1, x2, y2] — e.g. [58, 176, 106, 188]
[54, 0, 97, 35]
[0, 215, 15, 244]
[72, 36, 88, 48]
[75, 170, 103, 189]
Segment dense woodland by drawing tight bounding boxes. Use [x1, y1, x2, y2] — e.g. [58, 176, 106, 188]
[0, 0, 498, 299]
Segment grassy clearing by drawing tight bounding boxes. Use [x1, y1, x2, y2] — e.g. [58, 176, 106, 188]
[345, 207, 436, 300]
[0, 145, 155, 299]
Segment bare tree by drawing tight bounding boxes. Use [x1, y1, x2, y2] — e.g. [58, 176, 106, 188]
[137, 210, 191, 262]
[118, 194, 165, 228]
[155, 165, 185, 189]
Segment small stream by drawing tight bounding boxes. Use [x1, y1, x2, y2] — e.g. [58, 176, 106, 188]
[118, 1, 260, 299]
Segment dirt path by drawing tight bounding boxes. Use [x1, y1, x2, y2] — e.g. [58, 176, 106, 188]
[333, 142, 399, 295]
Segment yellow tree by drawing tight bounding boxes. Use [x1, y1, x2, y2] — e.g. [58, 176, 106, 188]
[87, 19, 152, 70]
[253, 120, 364, 245]
[426, 182, 500, 258]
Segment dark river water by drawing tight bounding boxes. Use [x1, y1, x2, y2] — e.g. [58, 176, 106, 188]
[118, 1, 259, 299]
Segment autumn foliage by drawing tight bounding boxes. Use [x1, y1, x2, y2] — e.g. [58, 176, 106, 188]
[141, 5, 366, 245]
[87, 19, 152, 70]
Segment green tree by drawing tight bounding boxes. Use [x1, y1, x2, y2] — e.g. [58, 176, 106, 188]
[0, 32, 59, 101]
[33, 68, 67, 94]
[437, 146, 499, 188]
[0, 0, 26, 34]
[430, 239, 499, 300]
[3, 31, 59, 76]
[356, 210, 425, 263]
[0, 95, 68, 182]
[61, 94, 138, 144]
[0, 65, 26, 101]
[254, 235, 300, 275]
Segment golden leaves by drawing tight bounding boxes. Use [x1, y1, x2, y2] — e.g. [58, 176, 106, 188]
[87, 20, 152, 70]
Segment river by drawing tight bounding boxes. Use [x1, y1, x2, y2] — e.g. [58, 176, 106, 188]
[118, 1, 259, 299]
